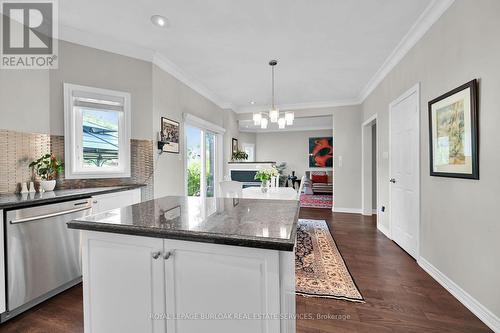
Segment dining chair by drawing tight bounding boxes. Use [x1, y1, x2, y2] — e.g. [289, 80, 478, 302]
[270, 176, 279, 188]
[296, 176, 306, 199]
[219, 181, 243, 198]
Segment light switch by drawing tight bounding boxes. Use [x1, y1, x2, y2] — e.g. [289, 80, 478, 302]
[338, 155, 343, 167]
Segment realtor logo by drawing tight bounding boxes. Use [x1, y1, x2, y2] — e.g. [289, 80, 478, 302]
[1, 0, 58, 69]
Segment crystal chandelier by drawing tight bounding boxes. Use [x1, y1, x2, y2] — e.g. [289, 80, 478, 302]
[253, 60, 294, 129]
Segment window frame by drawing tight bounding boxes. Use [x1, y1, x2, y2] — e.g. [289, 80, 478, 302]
[63, 83, 131, 179]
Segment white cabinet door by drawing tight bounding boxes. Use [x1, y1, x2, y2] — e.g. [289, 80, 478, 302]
[92, 189, 141, 215]
[82, 232, 165, 333]
[163, 239, 281, 333]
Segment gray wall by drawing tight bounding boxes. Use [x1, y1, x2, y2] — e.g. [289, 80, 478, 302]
[362, 0, 500, 318]
[152, 63, 236, 198]
[50, 41, 154, 139]
[332, 105, 363, 211]
[0, 40, 239, 199]
[249, 104, 362, 211]
[372, 124, 376, 209]
[255, 129, 333, 179]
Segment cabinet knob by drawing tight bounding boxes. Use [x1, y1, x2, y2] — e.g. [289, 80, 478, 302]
[152, 251, 161, 259]
[163, 251, 172, 260]
[92, 200, 98, 204]
[389, 178, 396, 183]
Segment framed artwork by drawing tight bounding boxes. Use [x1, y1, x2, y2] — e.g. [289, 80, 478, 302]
[232, 138, 238, 154]
[428, 79, 478, 179]
[160, 117, 180, 153]
[309, 137, 333, 168]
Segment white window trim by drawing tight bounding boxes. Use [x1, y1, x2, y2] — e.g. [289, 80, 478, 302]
[182, 113, 225, 197]
[64, 83, 131, 179]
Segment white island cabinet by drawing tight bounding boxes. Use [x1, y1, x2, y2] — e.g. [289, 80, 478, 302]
[71, 196, 298, 333]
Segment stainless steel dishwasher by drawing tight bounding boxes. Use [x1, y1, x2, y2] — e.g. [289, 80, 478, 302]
[2, 198, 92, 321]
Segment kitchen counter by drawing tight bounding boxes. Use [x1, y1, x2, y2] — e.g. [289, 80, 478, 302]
[73, 195, 297, 332]
[0, 184, 145, 210]
[68, 196, 299, 251]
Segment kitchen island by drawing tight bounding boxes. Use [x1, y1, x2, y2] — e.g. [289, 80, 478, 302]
[68, 196, 298, 333]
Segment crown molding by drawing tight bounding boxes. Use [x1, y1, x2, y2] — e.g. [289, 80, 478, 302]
[58, 0, 455, 113]
[152, 53, 233, 110]
[358, 0, 455, 102]
[58, 25, 234, 111]
[235, 98, 361, 114]
[239, 124, 332, 133]
[59, 24, 155, 63]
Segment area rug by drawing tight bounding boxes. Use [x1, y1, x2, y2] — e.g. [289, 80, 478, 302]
[295, 219, 364, 303]
[300, 194, 333, 209]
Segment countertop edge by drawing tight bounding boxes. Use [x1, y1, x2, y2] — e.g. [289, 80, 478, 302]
[67, 219, 297, 252]
[0, 184, 146, 210]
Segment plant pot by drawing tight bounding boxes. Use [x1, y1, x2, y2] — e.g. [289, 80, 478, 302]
[260, 181, 269, 193]
[41, 180, 56, 192]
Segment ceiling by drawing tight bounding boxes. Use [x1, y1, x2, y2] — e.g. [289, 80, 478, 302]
[59, 0, 436, 112]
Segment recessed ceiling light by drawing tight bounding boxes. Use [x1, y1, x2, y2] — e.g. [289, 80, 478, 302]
[250, 101, 256, 105]
[151, 15, 168, 28]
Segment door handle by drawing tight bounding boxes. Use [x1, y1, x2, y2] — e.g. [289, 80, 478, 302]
[163, 251, 172, 260]
[389, 178, 396, 183]
[152, 251, 161, 260]
[10, 206, 92, 224]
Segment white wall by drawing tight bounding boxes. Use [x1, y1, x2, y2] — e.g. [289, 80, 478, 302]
[362, 0, 500, 322]
[255, 129, 333, 179]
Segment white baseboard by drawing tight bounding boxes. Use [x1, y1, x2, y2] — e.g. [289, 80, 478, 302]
[333, 207, 362, 214]
[377, 224, 391, 238]
[419, 257, 500, 332]
[372, 209, 377, 214]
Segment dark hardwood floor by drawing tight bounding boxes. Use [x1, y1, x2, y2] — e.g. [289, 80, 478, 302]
[0, 208, 492, 332]
[297, 209, 491, 333]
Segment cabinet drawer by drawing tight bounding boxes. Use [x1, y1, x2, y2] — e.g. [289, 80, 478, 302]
[92, 189, 141, 215]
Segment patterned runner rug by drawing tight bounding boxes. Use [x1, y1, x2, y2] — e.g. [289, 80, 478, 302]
[295, 219, 364, 302]
[299, 194, 333, 209]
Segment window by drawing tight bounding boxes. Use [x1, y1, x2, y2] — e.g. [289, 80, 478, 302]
[64, 83, 131, 179]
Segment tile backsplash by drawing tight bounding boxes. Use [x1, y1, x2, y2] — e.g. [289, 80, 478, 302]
[0, 129, 154, 200]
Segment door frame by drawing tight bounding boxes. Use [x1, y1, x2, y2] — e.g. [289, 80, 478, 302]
[388, 83, 420, 259]
[361, 113, 378, 217]
[183, 113, 225, 197]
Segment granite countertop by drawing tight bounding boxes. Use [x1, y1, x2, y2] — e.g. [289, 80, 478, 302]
[68, 196, 299, 251]
[0, 184, 145, 210]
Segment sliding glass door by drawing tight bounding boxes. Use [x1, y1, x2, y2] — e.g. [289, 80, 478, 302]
[186, 125, 217, 197]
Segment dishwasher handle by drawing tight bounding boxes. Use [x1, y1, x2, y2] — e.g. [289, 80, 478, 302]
[10, 205, 92, 224]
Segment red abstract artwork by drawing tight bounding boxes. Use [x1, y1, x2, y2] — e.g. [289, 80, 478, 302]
[308, 137, 333, 167]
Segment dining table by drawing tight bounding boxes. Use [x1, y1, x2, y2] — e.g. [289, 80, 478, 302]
[242, 186, 299, 200]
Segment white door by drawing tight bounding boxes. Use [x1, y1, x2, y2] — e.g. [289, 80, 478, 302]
[82, 232, 165, 333]
[164, 239, 281, 333]
[389, 85, 420, 259]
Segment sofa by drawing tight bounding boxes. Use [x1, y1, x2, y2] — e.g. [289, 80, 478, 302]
[303, 171, 333, 194]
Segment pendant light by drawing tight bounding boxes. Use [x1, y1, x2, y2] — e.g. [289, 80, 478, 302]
[285, 111, 294, 125]
[260, 117, 268, 129]
[278, 117, 286, 129]
[253, 112, 262, 125]
[268, 60, 280, 123]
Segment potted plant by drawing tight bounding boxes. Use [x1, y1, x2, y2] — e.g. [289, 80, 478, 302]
[254, 167, 278, 193]
[29, 153, 64, 191]
[231, 150, 249, 162]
